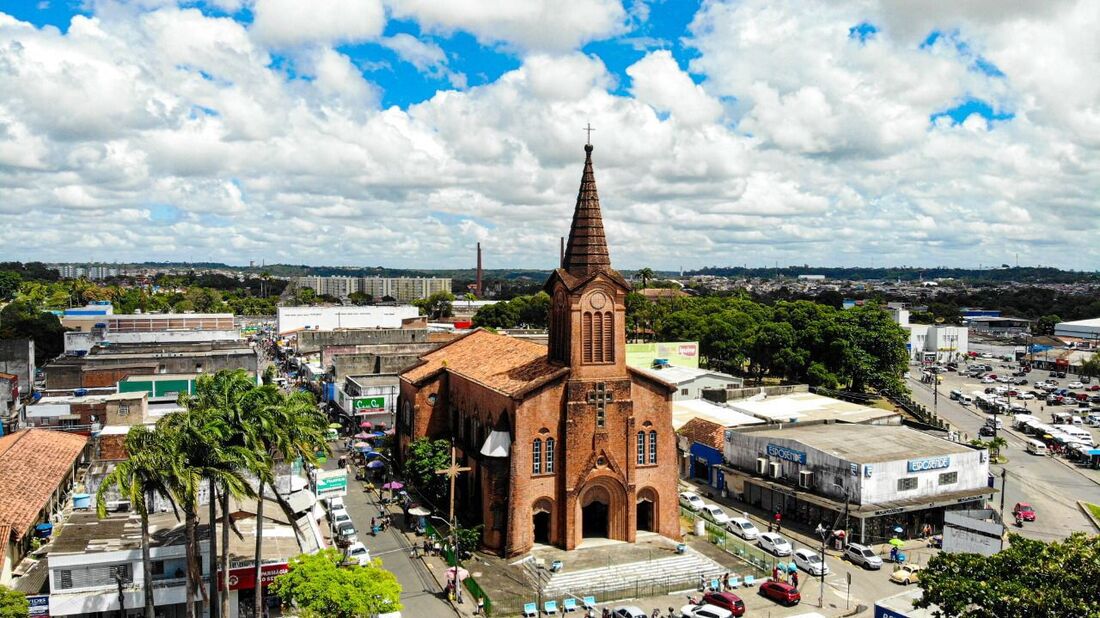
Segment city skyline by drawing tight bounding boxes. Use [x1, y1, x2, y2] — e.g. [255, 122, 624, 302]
[0, 1, 1098, 270]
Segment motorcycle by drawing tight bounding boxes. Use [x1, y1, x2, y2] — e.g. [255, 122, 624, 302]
[1015, 514, 1024, 527]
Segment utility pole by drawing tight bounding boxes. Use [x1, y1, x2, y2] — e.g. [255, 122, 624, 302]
[815, 524, 827, 608]
[999, 468, 1007, 518]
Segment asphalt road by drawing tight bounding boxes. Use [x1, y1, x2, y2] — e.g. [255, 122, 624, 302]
[906, 369, 1100, 541]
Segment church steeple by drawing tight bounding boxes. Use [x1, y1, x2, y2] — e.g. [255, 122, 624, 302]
[562, 144, 612, 276]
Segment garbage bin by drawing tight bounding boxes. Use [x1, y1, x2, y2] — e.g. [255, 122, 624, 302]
[694, 519, 705, 537]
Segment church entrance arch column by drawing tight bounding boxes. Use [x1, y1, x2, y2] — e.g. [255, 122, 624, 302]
[575, 477, 627, 544]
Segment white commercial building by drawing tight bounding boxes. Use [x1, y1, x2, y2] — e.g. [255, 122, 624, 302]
[276, 305, 419, 335]
[721, 423, 992, 543]
[1054, 317, 1100, 343]
[891, 308, 969, 363]
[632, 365, 744, 401]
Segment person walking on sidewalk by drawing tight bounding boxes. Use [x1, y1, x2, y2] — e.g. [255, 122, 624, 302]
[792, 571, 799, 588]
[774, 510, 782, 533]
[773, 565, 780, 581]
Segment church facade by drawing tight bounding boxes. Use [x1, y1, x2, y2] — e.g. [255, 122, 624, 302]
[397, 144, 680, 556]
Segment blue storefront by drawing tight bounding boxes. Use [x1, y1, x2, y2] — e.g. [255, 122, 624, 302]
[689, 441, 725, 491]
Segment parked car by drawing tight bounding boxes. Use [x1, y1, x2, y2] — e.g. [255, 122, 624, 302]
[324, 496, 345, 512]
[344, 542, 371, 566]
[844, 543, 883, 569]
[981, 377, 996, 384]
[1014, 378, 1029, 385]
[330, 509, 353, 526]
[700, 592, 746, 617]
[700, 504, 731, 526]
[890, 564, 923, 585]
[611, 607, 647, 618]
[726, 517, 760, 540]
[758, 580, 801, 606]
[335, 521, 358, 544]
[1069, 382, 1085, 389]
[979, 425, 996, 437]
[679, 604, 734, 618]
[1017, 392, 1035, 400]
[757, 532, 793, 556]
[1013, 502, 1036, 522]
[679, 492, 706, 512]
[793, 548, 829, 576]
[1090, 385, 1100, 391]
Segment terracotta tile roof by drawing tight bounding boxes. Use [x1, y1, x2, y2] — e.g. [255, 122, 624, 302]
[402, 329, 569, 397]
[678, 417, 726, 450]
[0, 524, 9, 570]
[0, 429, 87, 540]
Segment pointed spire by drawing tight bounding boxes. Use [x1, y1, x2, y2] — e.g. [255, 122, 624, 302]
[562, 144, 611, 276]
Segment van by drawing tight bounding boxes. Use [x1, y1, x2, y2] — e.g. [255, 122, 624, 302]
[950, 390, 963, 401]
[1026, 440, 1048, 455]
[960, 395, 974, 406]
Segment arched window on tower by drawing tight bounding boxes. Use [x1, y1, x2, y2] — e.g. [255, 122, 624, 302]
[603, 311, 614, 362]
[532, 438, 542, 475]
[545, 438, 555, 473]
[636, 431, 645, 464]
[583, 312, 594, 363]
[648, 430, 658, 464]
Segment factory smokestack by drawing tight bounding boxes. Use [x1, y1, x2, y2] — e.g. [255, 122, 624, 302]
[560, 236, 565, 268]
[476, 242, 483, 297]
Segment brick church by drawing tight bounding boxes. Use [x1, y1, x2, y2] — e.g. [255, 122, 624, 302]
[397, 143, 680, 556]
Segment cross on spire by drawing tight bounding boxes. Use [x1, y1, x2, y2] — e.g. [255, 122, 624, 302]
[435, 442, 472, 523]
[584, 122, 595, 145]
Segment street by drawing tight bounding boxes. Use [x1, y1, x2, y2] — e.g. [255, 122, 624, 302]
[907, 369, 1100, 540]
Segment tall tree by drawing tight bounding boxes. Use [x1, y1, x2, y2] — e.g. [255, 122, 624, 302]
[637, 267, 655, 290]
[269, 549, 401, 618]
[95, 426, 178, 618]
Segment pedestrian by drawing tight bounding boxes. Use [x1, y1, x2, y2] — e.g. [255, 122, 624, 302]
[475, 596, 484, 615]
[602, 608, 611, 618]
[722, 572, 730, 591]
[774, 510, 782, 533]
[792, 571, 798, 588]
[772, 565, 780, 581]
[370, 516, 376, 531]
[698, 574, 705, 591]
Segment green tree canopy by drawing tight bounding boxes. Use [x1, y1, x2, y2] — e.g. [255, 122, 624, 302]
[403, 437, 452, 505]
[0, 587, 28, 618]
[0, 299, 66, 363]
[918, 532, 1100, 618]
[413, 291, 455, 319]
[270, 549, 402, 618]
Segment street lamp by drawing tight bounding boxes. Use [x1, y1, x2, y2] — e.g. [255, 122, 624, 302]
[814, 523, 828, 609]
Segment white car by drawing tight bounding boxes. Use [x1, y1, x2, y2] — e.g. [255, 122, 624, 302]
[1017, 392, 1035, 400]
[793, 548, 829, 576]
[324, 496, 345, 511]
[844, 543, 883, 570]
[757, 532, 793, 556]
[700, 504, 731, 526]
[679, 492, 706, 512]
[1069, 382, 1085, 389]
[611, 607, 647, 618]
[726, 517, 759, 540]
[981, 377, 995, 384]
[330, 508, 352, 526]
[345, 542, 371, 566]
[680, 604, 734, 618]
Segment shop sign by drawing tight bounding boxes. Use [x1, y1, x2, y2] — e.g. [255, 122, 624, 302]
[315, 469, 348, 499]
[873, 506, 905, 516]
[27, 595, 49, 617]
[219, 562, 290, 591]
[353, 396, 385, 412]
[766, 444, 807, 464]
[907, 456, 951, 473]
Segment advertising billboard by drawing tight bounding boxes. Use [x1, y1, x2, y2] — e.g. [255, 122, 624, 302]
[626, 341, 700, 369]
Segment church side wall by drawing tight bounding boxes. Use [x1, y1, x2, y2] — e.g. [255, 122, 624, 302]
[507, 381, 567, 556]
[631, 376, 682, 542]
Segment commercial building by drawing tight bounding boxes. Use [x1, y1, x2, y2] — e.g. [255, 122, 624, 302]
[632, 365, 743, 400]
[874, 589, 942, 618]
[1054, 317, 1100, 343]
[295, 276, 452, 303]
[61, 307, 235, 335]
[0, 429, 88, 588]
[724, 391, 900, 425]
[25, 392, 147, 429]
[276, 305, 420, 335]
[0, 339, 35, 397]
[963, 315, 1032, 336]
[890, 308, 969, 363]
[721, 423, 991, 543]
[43, 342, 259, 391]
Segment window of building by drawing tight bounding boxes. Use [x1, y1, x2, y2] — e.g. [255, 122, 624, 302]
[648, 431, 657, 464]
[636, 431, 645, 464]
[897, 477, 918, 491]
[583, 312, 594, 363]
[118, 403, 130, 417]
[58, 569, 72, 589]
[545, 438, 555, 473]
[938, 471, 958, 485]
[151, 560, 164, 576]
[680, 388, 689, 396]
[532, 439, 542, 475]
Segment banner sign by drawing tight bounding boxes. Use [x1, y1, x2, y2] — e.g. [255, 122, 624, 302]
[27, 595, 49, 617]
[353, 396, 386, 412]
[315, 469, 348, 499]
[766, 444, 807, 464]
[907, 456, 951, 473]
[218, 562, 290, 591]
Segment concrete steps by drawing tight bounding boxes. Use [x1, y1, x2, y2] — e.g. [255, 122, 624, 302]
[541, 549, 729, 599]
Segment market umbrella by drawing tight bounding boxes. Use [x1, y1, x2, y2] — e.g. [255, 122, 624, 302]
[408, 505, 431, 517]
[384, 428, 395, 435]
[360, 421, 373, 428]
[365, 451, 382, 458]
[353, 441, 371, 449]
[356, 445, 374, 453]
[785, 562, 798, 573]
[354, 432, 372, 439]
[445, 566, 470, 582]
[328, 423, 342, 429]
[366, 460, 385, 469]
[893, 526, 904, 533]
[888, 538, 905, 547]
[382, 481, 404, 490]
[371, 431, 386, 437]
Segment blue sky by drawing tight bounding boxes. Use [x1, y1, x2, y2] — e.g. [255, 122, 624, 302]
[0, 0, 1096, 270]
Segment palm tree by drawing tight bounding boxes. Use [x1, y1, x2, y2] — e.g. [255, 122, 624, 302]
[637, 267, 655, 290]
[246, 388, 329, 618]
[94, 426, 176, 618]
[464, 292, 477, 308]
[159, 408, 257, 618]
[179, 370, 258, 618]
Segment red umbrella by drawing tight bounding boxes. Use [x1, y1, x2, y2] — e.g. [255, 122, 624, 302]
[359, 421, 373, 428]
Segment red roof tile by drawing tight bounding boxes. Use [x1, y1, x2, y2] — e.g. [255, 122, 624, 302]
[678, 417, 725, 450]
[0, 429, 87, 540]
[0, 524, 9, 570]
[402, 329, 568, 397]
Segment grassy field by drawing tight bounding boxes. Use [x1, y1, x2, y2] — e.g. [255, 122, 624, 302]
[1085, 502, 1100, 521]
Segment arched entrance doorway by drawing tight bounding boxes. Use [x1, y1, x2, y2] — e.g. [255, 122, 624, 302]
[581, 485, 611, 538]
[532, 498, 553, 545]
[636, 487, 658, 533]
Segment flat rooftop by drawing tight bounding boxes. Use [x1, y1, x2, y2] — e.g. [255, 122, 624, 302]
[726, 392, 897, 424]
[632, 365, 739, 386]
[739, 423, 972, 463]
[672, 399, 763, 430]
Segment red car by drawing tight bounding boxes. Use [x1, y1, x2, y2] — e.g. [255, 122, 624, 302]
[1013, 503, 1036, 521]
[701, 592, 746, 616]
[759, 581, 801, 606]
[1090, 385, 1100, 392]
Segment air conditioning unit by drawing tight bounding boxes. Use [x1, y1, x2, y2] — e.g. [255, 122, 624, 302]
[756, 458, 768, 475]
[799, 470, 814, 489]
[769, 461, 782, 478]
